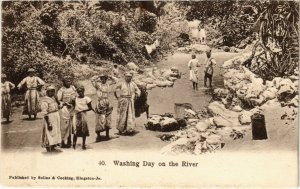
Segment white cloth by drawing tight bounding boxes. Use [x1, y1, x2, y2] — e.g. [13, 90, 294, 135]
[74, 96, 92, 112]
[40, 96, 61, 147]
[188, 59, 200, 83]
[199, 29, 206, 39]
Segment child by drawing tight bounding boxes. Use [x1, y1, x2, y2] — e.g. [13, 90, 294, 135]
[72, 86, 93, 150]
[2, 74, 15, 122]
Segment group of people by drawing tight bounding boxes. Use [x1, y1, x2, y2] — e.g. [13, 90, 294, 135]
[2, 68, 142, 152]
[188, 49, 216, 90]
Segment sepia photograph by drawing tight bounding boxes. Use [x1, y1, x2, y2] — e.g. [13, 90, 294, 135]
[0, 0, 298, 187]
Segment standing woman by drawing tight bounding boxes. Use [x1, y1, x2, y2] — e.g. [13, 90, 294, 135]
[40, 85, 62, 152]
[17, 68, 45, 120]
[1, 74, 15, 122]
[91, 74, 114, 142]
[114, 72, 141, 135]
[57, 76, 77, 148]
[72, 86, 93, 150]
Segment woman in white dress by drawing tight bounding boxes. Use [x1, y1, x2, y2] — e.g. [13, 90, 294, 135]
[40, 85, 62, 152]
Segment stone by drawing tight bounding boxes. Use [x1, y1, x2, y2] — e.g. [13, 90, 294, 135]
[206, 134, 222, 144]
[160, 138, 194, 155]
[232, 105, 243, 112]
[127, 62, 139, 71]
[195, 121, 210, 132]
[213, 116, 233, 127]
[277, 85, 296, 102]
[146, 84, 157, 90]
[238, 111, 253, 125]
[160, 117, 179, 132]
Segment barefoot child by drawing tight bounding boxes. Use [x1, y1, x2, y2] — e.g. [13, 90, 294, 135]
[72, 86, 93, 150]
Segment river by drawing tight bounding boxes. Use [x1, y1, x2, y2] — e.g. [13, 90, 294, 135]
[1, 51, 239, 153]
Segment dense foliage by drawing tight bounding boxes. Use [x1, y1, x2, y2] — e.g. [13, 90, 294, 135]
[2, 1, 298, 85]
[2, 1, 170, 85]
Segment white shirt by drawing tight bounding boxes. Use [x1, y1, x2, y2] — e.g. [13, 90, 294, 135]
[75, 96, 92, 111]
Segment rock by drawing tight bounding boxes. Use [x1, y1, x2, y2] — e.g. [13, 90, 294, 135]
[145, 115, 162, 131]
[160, 117, 179, 132]
[250, 107, 263, 115]
[222, 46, 230, 52]
[160, 138, 195, 155]
[126, 62, 139, 71]
[146, 83, 157, 90]
[213, 88, 229, 99]
[155, 80, 174, 87]
[262, 87, 277, 101]
[238, 111, 253, 125]
[229, 129, 246, 140]
[206, 134, 222, 144]
[195, 121, 210, 132]
[187, 119, 199, 124]
[184, 109, 196, 116]
[142, 77, 154, 84]
[278, 78, 296, 89]
[289, 75, 298, 81]
[213, 116, 233, 127]
[272, 77, 283, 89]
[168, 77, 177, 82]
[289, 95, 299, 107]
[277, 85, 297, 102]
[232, 105, 243, 112]
[208, 101, 239, 118]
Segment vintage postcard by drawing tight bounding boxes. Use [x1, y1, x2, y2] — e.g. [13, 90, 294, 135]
[0, 0, 298, 188]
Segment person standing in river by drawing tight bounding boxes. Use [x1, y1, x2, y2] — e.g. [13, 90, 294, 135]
[204, 49, 217, 88]
[57, 76, 77, 148]
[17, 68, 45, 120]
[114, 72, 141, 135]
[91, 74, 115, 142]
[1, 74, 15, 123]
[188, 54, 200, 90]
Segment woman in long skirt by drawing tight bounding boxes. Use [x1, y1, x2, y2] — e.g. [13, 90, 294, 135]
[57, 76, 77, 148]
[17, 68, 45, 120]
[1, 74, 15, 122]
[91, 74, 114, 141]
[40, 85, 61, 152]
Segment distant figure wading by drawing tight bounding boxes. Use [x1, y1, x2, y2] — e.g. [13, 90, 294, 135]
[188, 54, 200, 90]
[204, 50, 217, 88]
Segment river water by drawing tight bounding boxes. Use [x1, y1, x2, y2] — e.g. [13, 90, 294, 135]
[2, 51, 239, 152]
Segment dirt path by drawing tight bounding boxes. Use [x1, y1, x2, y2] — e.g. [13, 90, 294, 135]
[1, 51, 239, 153]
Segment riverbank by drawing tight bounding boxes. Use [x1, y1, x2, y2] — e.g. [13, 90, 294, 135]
[1, 50, 239, 152]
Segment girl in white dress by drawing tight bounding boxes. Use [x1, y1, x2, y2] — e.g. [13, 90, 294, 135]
[72, 86, 93, 150]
